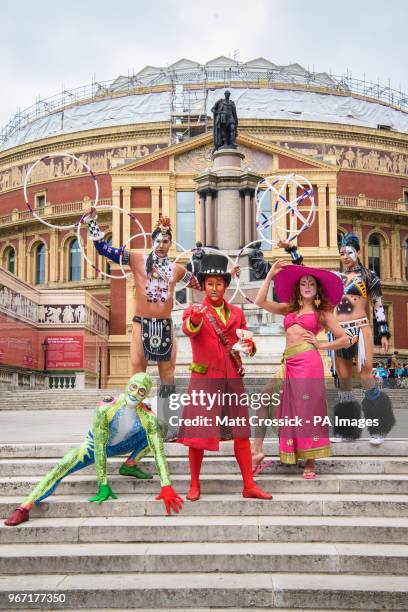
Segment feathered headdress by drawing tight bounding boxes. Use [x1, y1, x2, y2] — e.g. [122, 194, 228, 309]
[154, 216, 172, 236]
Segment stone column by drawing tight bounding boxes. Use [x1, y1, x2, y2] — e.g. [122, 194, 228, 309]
[122, 187, 131, 246]
[49, 229, 57, 282]
[251, 194, 257, 243]
[205, 190, 216, 247]
[151, 186, 160, 228]
[244, 189, 253, 246]
[287, 183, 298, 245]
[112, 188, 121, 246]
[239, 190, 245, 247]
[317, 183, 327, 248]
[199, 192, 206, 244]
[161, 186, 170, 218]
[391, 222, 402, 280]
[18, 232, 26, 280]
[328, 184, 338, 249]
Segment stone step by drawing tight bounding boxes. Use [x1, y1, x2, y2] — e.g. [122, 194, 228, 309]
[1, 440, 407, 458]
[1, 493, 408, 518]
[1, 473, 408, 497]
[1, 515, 408, 545]
[0, 387, 406, 411]
[11, 609, 377, 612]
[0, 572, 407, 609]
[1, 455, 407, 476]
[2, 541, 408, 575]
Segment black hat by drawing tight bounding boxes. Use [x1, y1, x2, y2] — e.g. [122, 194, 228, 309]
[196, 253, 231, 287]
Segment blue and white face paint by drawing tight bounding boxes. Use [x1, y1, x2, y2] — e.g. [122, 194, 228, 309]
[345, 246, 358, 263]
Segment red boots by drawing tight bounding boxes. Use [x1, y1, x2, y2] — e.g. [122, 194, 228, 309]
[186, 440, 272, 501]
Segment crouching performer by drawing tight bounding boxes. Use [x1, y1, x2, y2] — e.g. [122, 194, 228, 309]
[4, 373, 183, 526]
[177, 253, 272, 502]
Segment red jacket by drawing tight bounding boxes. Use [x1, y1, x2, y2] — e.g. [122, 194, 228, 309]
[177, 298, 251, 450]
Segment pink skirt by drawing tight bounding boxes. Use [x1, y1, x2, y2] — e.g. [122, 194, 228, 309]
[277, 343, 332, 464]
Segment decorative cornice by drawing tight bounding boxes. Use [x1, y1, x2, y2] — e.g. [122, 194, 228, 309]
[112, 131, 334, 175]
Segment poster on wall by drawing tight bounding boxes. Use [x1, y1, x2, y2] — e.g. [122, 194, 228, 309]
[45, 335, 84, 370]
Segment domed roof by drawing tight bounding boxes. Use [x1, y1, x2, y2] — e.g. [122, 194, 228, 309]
[1, 57, 408, 151]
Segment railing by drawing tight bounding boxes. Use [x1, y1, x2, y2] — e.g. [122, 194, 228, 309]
[366, 198, 398, 211]
[336, 196, 358, 207]
[48, 375, 77, 390]
[337, 195, 405, 213]
[2, 63, 408, 146]
[0, 368, 48, 390]
[0, 198, 112, 227]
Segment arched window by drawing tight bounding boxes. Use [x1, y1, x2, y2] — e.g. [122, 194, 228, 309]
[368, 234, 381, 277]
[35, 243, 46, 285]
[405, 239, 408, 281]
[3, 247, 15, 274]
[69, 239, 81, 281]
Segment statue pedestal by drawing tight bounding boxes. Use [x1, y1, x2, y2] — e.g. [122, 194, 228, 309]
[195, 148, 261, 251]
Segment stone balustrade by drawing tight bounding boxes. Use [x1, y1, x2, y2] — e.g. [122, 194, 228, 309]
[0, 198, 112, 228]
[337, 194, 406, 213]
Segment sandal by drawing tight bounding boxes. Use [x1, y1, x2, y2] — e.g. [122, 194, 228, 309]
[252, 459, 273, 476]
[302, 470, 316, 480]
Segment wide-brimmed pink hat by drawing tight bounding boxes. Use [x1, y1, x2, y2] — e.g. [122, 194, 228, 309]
[274, 264, 343, 306]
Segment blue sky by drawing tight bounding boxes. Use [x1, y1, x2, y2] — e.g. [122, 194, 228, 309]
[1, 0, 407, 128]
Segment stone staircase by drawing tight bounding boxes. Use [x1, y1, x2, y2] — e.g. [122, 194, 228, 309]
[0, 387, 407, 610]
[0, 385, 407, 411]
[0, 437, 408, 610]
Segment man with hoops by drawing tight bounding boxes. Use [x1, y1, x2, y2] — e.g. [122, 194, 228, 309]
[83, 208, 201, 427]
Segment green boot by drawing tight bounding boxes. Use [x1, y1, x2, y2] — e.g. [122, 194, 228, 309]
[119, 464, 153, 479]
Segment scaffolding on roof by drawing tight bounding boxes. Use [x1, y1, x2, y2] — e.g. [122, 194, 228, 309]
[2, 57, 408, 148]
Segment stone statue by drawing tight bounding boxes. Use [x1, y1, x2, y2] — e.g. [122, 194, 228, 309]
[211, 90, 238, 150]
[248, 242, 271, 280]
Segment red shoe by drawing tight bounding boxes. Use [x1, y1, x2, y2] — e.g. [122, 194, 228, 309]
[4, 507, 29, 526]
[242, 485, 273, 500]
[186, 486, 201, 501]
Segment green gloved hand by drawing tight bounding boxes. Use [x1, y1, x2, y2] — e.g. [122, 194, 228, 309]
[88, 483, 118, 504]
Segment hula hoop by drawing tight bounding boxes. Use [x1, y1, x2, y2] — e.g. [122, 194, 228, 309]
[23, 152, 100, 230]
[232, 240, 271, 308]
[255, 173, 315, 246]
[77, 205, 147, 280]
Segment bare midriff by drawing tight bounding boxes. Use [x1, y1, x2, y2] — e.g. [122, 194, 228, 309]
[335, 273, 368, 324]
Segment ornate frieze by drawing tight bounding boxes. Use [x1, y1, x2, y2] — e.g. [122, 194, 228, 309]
[0, 143, 167, 193]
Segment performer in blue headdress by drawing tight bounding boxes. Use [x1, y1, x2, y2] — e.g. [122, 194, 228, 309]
[328, 232, 394, 443]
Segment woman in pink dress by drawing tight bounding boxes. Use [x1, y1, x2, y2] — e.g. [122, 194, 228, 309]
[254, 261, 355, 478]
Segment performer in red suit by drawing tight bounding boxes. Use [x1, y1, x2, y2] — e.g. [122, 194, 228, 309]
[177, 253, 272, 502]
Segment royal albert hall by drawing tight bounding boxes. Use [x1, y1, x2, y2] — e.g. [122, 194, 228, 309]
[0, 56, 407, 388]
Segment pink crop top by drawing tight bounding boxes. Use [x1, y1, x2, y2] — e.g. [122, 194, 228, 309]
[283, 311, 321, 335]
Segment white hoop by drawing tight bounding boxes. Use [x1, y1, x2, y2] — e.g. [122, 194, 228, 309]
[23, 152, 100, 230]
[232, 240, 270, 308]
[77, 205, 146, 280]
[255, 173, 316, 246]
